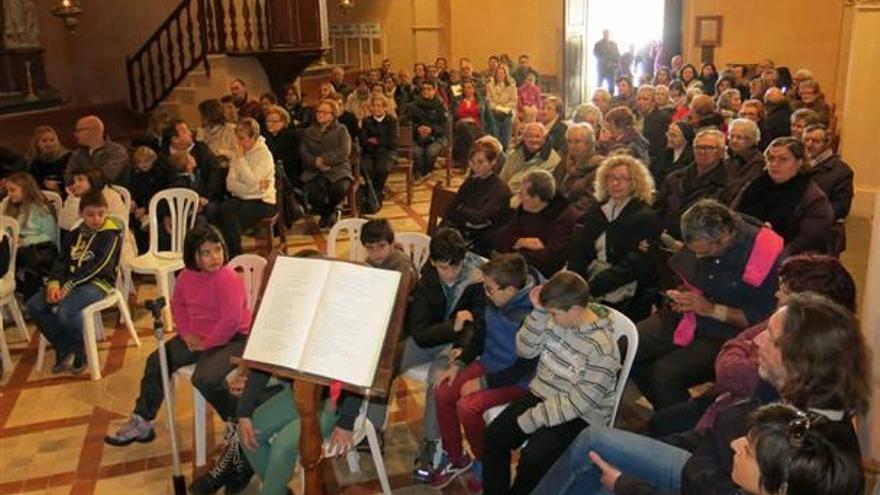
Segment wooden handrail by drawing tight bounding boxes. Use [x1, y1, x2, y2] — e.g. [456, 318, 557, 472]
[126, 0, 270, 114]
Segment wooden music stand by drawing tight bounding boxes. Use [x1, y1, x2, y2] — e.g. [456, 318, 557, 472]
[237, 250, 413, 494]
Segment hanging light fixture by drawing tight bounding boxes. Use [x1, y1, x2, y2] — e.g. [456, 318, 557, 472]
[52, 0, 84, 34]
[339, 0, 355, 11]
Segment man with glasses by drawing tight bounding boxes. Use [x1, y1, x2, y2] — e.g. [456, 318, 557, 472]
[803, 124, 853, 220]
[68, 115, 131, 187]
[654, 128, 731, 240]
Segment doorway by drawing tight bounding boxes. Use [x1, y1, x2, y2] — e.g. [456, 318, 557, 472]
[564, 0, 665, 108]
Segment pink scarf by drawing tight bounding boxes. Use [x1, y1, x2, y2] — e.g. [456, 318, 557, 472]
[673, 228, 783, 347]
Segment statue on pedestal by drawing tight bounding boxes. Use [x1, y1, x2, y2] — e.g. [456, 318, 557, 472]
[3, 0, 41, 49]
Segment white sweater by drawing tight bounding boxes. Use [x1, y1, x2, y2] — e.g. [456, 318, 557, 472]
[226, 136, 276, 204]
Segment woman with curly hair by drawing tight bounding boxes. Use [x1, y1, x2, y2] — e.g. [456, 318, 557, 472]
[566, 155, 661, 321]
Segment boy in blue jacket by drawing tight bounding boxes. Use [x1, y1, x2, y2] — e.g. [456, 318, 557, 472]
[429, 253, 542, 489]
[27, 191, 123, 374]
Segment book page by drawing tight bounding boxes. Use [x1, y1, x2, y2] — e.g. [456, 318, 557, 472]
[242, 257, 332, 369]
[299, 262, 402, 387]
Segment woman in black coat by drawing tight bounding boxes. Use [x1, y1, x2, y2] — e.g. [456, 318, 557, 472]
[735, 137, 834, 257]
[650, 121, 694, 187]
[567, 155, 662, 321]
[262, 105, 301, 188]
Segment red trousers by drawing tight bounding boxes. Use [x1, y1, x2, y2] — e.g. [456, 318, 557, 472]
[435, 361, 529, 460]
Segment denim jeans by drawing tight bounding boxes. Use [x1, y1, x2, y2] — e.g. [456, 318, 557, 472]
[492, 114, 512, 150]
[27, 284, 107, 361]
[530, 426, 693, 495]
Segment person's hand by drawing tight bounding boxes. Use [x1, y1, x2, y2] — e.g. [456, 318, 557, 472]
[447, 347, 463, 364]
[453, 310, 473, 332]
[199, 197, 209, 207]
[163, 216, 173, 234]
[667, 290, 713, 316]
[181, 334, 203, 352]
[460, 377, 482, 396]
[418, 125, 432, 137]
[46, 285, 63, 304]
[239, 417, 259, 452]
[65, 184, 75, 197]
[529, 285, 543, 310]
[326, 427, 355, 457]
[434, 365, 460, 389]
[367, 137, 379, 145]
[589, 451, 622, 491]
[514, 237, 544, 250]
[227, 370, 247, 397]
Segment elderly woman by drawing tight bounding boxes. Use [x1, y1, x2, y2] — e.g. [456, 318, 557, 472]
[597, 106, 650, 165]
[301, 99, 353, 228]
[555, 124, 601, 201]
[724, 118, 766, 201]
[591, 87, 612, 116]
[499, 122, 562, 204]
[27, 125, 70, 194]
[571, 103, 603, 134]
[196, 99, 238, 165]
[262, 104, 301, 188]
[735, 137, 834, 256]
[442, 141, 511, 255]
[218, 117, 277, 257]
[790, 108, 822, 140]
[567, 155, 661, 321]
[486, 65, 518, 149]
[791, 79, 831, 125]
[717, 88, 743, 126]
[650, 120, 694, 186]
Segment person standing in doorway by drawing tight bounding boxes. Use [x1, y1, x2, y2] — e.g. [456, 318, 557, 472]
[593, 30, 620, 92]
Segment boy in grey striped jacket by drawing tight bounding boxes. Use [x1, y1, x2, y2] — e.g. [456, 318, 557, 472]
[482, 271, 621, 495]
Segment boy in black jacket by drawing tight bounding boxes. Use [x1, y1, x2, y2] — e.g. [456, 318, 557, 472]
[27, 191, 123, 374]
[360, 95, 399, 202]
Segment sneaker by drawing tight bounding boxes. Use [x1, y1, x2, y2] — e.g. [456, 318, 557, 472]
[104, 414, 156, 446]
[190, 422, 246, 495]
[51, 353, 72, 374]
[412, 439, 439, 483]
[69, 353, 88, 375]
[429, 454, 474, 489]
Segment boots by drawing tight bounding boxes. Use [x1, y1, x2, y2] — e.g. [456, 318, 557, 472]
[189, 422, 252, 495]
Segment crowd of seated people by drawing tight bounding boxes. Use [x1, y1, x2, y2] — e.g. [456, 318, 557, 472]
[0, 49, 869, 495]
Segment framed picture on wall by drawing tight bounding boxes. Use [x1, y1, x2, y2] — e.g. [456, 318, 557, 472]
[695, 16, 723, 47]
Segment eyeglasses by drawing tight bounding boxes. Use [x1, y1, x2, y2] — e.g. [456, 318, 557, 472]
[607, 174, 632, 184]
[694, 145, 720, 152]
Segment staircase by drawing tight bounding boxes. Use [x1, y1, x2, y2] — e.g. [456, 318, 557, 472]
[126, 0, 330, 116]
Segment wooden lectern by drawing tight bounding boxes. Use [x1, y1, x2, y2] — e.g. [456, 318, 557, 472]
[239, 250, 413, 494]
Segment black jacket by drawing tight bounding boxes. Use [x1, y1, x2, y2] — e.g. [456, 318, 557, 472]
[546, 118, 568, 155]
[360, 114, 399, 155]
[49, 216, 123, 294]
[655, 161, 730, 239]
[723, 146, 765, 203]
[642, 108, 672, 163]
[405, 256, 485, 349]
[650, 145, 693, 187]
[567, 199, 662, 321]
[264, 128, 302, 186]
[807, 154, 854, 219]
[406, 96, 448, 144]
[761, 104, 792, 147]
[29, 153, 70, 190]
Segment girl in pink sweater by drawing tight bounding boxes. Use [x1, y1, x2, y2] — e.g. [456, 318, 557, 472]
[106, 224, 252, 491]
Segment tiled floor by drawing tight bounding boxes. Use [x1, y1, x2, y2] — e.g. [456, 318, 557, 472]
[1, 170, 469, 495]
[0, 168, 872, 495]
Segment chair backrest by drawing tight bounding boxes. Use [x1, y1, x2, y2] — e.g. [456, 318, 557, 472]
[110, 185, 132, 213]
[41, 190, 63, 247]
[0, 216, 21, 284]
[426, 183, 457, 236]
[228, 254, 268, 313]
[607, 306, 639, 427]
[147, 188, 200, 255]
[326, 217, 368, 261]
[397, 125, 414, 160]
[395, 232, 431, 270]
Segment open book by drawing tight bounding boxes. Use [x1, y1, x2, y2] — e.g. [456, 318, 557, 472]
[242, 256, 402, 388]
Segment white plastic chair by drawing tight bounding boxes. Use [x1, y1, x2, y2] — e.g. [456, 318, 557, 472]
[483, 306, 640, 428]
[395, 232, 431, 270]
[42, 190, 63, 247]
[124, 188, 199, 329]
[110, 185, 132, 213]
[177, 253, 267, 467]
[325, 218, 368, 261]
[34, 216, 141, 380]
[0, 217, 29, 373]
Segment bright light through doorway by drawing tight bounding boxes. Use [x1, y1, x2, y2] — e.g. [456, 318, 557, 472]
[586, 0, 665, 93]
